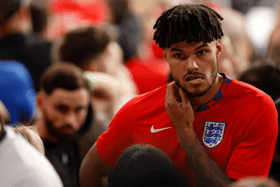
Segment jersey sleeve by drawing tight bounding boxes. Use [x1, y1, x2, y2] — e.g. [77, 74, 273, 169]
[96, 96, 139, 166]
[226, 95, 278, 180]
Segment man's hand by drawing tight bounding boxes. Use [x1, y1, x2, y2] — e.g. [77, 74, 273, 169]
[165, 82, 194, 131]
[164, 82, 233, 187]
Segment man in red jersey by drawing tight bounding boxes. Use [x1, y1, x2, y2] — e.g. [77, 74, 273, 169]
[79, 4, 278, 187]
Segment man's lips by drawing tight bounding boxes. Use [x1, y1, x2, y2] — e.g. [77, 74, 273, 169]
[184, 74, 205, 82]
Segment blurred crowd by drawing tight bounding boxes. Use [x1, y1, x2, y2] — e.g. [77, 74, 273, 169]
[1, 0, 280, 186]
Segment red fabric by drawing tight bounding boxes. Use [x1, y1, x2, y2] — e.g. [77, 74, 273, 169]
[151, 41, 163, 59]
[48, 0, 108, 38]
[97, 76, 278, 185]
[125, 57, 169, 94]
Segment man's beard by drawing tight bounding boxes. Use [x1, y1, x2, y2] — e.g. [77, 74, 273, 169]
[173, 65, 218, 98]
[44, 113, 77, 143]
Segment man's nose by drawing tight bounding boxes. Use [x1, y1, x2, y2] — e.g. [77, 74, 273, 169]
[65, 113, 79, 130]
[184, 56, 199, 71]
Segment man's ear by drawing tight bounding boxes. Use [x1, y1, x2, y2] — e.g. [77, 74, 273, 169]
[36, 92, 44, 110]
[216, 40, 221, 57]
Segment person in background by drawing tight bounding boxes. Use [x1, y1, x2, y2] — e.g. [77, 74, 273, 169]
[0, 115, 63, 187]
[0, 61, 36, 125]
[57, 26, 137, 158]
[0, 0, 53, 92]
[79, 4, 278, 187]
[33, 63, 93, 187]
[105, 0, 143, 62]
[57, 26, 137, 121]
[108, 144, 186, 187]
[238, 58, 280, 101]
[30, 2, 49, 40]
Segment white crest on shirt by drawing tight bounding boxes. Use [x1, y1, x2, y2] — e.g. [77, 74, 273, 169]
[202, 121, 226, 148]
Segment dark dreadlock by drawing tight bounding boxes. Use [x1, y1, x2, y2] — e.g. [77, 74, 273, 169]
[153, 4, 224, 49]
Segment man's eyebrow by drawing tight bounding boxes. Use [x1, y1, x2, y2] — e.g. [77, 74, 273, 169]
[195, 43, 209, 50]
[170, 48, 184, 52]
[55, 103, 69, 108]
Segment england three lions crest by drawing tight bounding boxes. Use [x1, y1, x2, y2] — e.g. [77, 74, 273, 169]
[202, 121, 226, 148]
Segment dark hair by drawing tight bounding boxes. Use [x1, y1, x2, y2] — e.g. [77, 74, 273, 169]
[40, 63, 91, 95]
[0, 0, 21, 26]
[108, 144, 186, 187]
[59, 27, 111, 70]
[238, 59, 280, 101]
[30, 4, 48, 34]
[153, 4, 224, 49]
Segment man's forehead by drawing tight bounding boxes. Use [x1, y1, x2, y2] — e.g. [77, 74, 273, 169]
[43, 88, 90, 104]
[166, 41, 214, 50]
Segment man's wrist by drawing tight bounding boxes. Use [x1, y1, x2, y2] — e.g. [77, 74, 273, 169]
[176, 126, 197, 143]
[175, 123, 195, 134]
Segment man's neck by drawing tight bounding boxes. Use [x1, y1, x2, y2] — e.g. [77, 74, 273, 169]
[189, 74, 224, 106]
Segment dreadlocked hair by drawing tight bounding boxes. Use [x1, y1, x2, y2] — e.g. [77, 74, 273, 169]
[153, 4, 224, 49]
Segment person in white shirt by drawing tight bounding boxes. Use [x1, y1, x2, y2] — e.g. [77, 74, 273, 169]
[0, 115, 63, 187]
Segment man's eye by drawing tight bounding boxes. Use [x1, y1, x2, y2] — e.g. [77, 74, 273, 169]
[174, 54, 184, 58]
[56, 105, 68, 113]
[75, 107, 85, 113]
[197, 50, 207, 56]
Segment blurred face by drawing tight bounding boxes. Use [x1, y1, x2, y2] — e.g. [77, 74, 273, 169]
[164, 40, 221, 98]
[41, 88, 90, 142]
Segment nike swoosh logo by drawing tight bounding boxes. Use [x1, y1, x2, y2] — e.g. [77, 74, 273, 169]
[150, 125, 172, 133]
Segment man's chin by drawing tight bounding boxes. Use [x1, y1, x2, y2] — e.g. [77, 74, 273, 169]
[187, 89, 209, 97]
[178, 86, 209, 98]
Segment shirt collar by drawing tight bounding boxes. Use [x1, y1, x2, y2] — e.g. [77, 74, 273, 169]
[193, 73, 231, 112]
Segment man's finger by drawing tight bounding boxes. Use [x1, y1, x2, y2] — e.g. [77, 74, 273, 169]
[165, 82, 176, 102]
[173, 83, 182, 103]
[179, 88, 189, 105]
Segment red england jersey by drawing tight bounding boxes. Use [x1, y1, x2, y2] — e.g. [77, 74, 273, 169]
[97, 75, 278, 184]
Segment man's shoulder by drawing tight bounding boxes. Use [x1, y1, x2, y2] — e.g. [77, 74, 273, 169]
[123, 83, 168, 109]
[108, 83, 168, 125]
[225, 79, 275, 111]
[227, 79, 273, 101]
